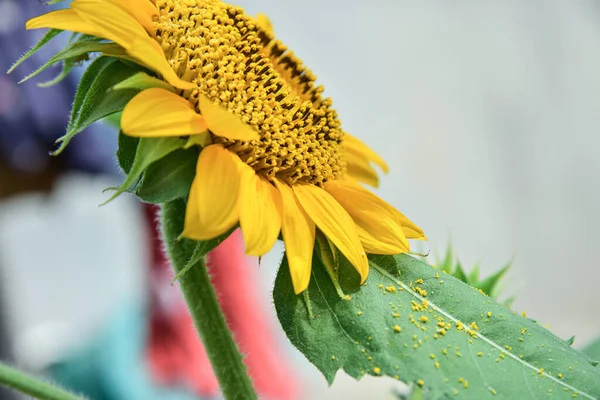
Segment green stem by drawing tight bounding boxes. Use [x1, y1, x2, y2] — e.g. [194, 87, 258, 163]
[161, 199, 257, 400]
[0, 361, 85, 400]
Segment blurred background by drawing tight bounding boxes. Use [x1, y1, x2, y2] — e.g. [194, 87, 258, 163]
[1, 0, 600, 399]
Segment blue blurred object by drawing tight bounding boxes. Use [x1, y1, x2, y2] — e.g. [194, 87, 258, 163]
[0, 0, 118, 175]
[45, 306, 205, 400]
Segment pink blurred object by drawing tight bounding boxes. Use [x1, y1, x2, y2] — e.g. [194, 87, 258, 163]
[145, 205, 300, 399]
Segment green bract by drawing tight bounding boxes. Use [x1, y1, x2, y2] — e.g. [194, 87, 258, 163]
[432, 246, 511, 301]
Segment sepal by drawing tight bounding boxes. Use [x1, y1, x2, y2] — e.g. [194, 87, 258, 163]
[104, 136, 187, 204]
[54, 57, 141, 154]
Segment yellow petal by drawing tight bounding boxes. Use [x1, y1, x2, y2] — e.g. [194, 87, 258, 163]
[126, 38, 195, 90]
[256, 13, 274, 35]
[26, 4, 193, 90]
[238, 166, 282, 256]
[121, 88, 208, 137]
[182, 145, 241, 241]
[328, 179, 424, 240]
[384, 205, 426, 241]
[343, 133, 389, 173]
[324, 179, 409, 254]
[274, 179, 315, 294]
[105, 0, 158, 34]
[72, 0, 147, 49]
[355, 225, 405, 254]
[199, 94, 259, 141]
[293, 184, 369, 283]
[395, 212, 426, 240]
[183, 179, 201, 239]
[345, 149, 380, 187]
[26, 9, 104, 37]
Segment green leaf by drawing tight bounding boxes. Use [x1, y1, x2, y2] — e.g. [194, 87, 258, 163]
[440, 245, 453, 273]
[37, 57, 76, 88]
[478, 263, 511, 298]
[452, 259, 468, 283]
[104, 137, 186, 203]
[20, 39, 120, 84]
[274, 253, 600, 399]
[7, 29, 62, 74]
[53, 57, 140, 155]
[116, 131, 139, 174]
[135, 147, 199, 204]
[113, 72, 175, 92]
[468, 263, 480, 284]
[170, 225, 237, 284]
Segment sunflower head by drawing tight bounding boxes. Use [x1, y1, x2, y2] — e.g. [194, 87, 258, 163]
[15, 0, 426, 294]
[154, 0, 345, 186]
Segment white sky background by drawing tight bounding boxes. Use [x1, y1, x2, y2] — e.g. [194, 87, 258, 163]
[234, 0, 600, 341]
[234, 1, 600, 397]
[247, 1, 600, 396]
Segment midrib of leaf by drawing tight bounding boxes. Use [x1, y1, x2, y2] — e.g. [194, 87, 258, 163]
[312, 271, 361, 345]
[370, 262, 596, 400]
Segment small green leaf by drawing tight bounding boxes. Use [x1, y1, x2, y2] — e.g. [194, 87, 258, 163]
[440, 245, 453, 273]
[314, 234, 358, 299]
[105, 137, 186, 203]
[430, 248, 512, 300]
[20, 39, 120, 84]
[478, 263, 511, 298]
[135, 147, 199, 204]
[468, 262, 480, 284]
[53, 57, 141, 154]
[72, 87, 138, 135]
[8, 29, 62, 74]
[171, 226, 236, 284]
[274, 253, 600, 399]
[113, 72, 175, 92]
[116, 131, 139, 174]
[37, 57, 76, 88]
[452, 259, 468, 283]
[67, 57, 112, 134]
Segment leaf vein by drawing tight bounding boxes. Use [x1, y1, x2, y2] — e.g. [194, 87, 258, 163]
[371, 262, 596, 400]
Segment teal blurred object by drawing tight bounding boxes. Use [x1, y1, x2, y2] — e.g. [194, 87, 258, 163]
[45, 306, 204, 400]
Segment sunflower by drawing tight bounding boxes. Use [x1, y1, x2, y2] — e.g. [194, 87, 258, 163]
[27, 0, 425, 294]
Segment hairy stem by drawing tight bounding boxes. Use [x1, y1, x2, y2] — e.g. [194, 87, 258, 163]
[161, 199, 257, 400]
[0, 361, 85, 400]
